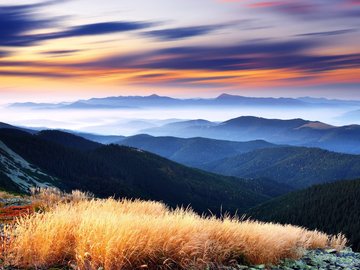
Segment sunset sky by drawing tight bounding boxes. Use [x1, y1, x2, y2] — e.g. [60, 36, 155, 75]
[0, 0, 359, 102]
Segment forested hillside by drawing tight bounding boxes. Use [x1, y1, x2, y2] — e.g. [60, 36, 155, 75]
[119, 134, 277, 166]
[201, 147, 360, 188]
[248, 179, 360, 251]
[0, 129, 290, 214]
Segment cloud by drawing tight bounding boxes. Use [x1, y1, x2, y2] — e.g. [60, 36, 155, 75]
[222, 0, 360, 20]
[2, 37, 359, 78]
[0, 51, 11, 58]
[296, 29, 357, 37]
[40, 21, 154, 40]
[133, 73, 239, 86]
[75, 39, 360, 73]
[0, 1, 256, 46]
[84, 39, 316, 69]
[0, 70, 73, 78]
[143, 20, 270, 41]
[0, 2, 154, 47]
[0, 1, 55, 46]
[143, 24, 228, 41]
[41, 50, 81, 56]
[348, 0, 360, 5]
[256, 1, 316, 16]
[1, 38, 358, 88]
[157, 76, 240, 85]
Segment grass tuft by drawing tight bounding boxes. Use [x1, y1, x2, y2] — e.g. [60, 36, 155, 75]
[0, 191, 21, 199]
[0, 193, 347, 270]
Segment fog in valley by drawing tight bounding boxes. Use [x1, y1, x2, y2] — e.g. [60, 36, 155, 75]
[1, 104, 358, 135]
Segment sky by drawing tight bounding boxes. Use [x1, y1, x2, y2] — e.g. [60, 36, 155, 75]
[0, 0, 359, 103]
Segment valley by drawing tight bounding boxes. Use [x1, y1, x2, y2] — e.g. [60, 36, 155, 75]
[1, 112, 360, 270]
[1, 117, 360, 254]
[0, 128, 290, 214]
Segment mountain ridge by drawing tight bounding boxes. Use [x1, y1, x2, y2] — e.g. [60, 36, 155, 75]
[200, 146, 360, 188]
[142, 116, 360, 154]
[9, 93, 360, 109]
[248, 179, 360, 251]
[118, 134, 278, 167]
[0, 128, 290, 214]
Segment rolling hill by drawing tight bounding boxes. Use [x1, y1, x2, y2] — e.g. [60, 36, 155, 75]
[61, 131, 125, 145]
[116, 133, 360, 189]
[0, 122, 37, 134]
[0, 128, 290, 214]
[248, 179, 360, 251]
[3, 116, 360, 154]
[118, 134, 277, 167]
[200, 146, 360, 188]
[37, 130, 102, 151]
[142, 116, 360, 154]
[0, 123, 125, 145]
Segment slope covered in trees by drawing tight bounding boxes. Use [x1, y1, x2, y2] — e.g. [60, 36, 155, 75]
[0, 128, 290, 214]
[118, 134, 277, 166]
[248, 179, 360, 251]
[201, 147, 360, 188]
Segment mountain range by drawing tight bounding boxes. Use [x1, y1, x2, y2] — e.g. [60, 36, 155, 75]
[118, 134, 278, 167]
[0, 128, 291, 214]
[7, 115, 360, 155]
[9, 94, 360, 110]
[1, 120, 360, 249]
[141, 116, 360, 154]
[3, 120, 360, 190]
[116, 134, 360, 189]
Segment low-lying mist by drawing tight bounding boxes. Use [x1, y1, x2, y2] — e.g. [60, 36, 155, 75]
[1, 105, 358, 135]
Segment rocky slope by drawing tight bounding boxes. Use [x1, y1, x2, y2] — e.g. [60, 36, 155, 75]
[0, 140, 58, 192]
[234, 249, 360, 270]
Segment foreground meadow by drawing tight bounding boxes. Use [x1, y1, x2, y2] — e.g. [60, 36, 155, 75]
[0, 189, 346, 270]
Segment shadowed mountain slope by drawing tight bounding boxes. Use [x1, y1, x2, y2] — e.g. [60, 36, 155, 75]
[248, 179, 360, 251]
[118, 134, 277, 167]
[0, 128, 290, 214]
[200, 146, 360, 188]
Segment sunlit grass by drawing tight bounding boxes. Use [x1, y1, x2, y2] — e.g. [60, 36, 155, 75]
[0, 190, 347, 270]
[0, 191, 20, 200]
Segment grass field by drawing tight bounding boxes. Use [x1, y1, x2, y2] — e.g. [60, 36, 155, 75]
[0, 189, 346, 270]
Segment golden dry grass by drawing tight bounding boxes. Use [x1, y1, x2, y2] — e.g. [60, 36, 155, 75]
[0, 191, 20, 199]
[30, 187, 94, 210]
[1, 196, 347, 270]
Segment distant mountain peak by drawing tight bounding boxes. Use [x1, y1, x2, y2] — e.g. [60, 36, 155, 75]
[165, 119, 215, 128]
[216, 93, 242, 99]
[228, 116, 308, 121]
[148, 94, 160, 98]
[221, 116, 311, 129]
[296, 121, 335, 130]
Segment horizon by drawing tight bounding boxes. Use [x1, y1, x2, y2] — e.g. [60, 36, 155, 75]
[2, 92, 360, 105]
[1, 92, 359, 135]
